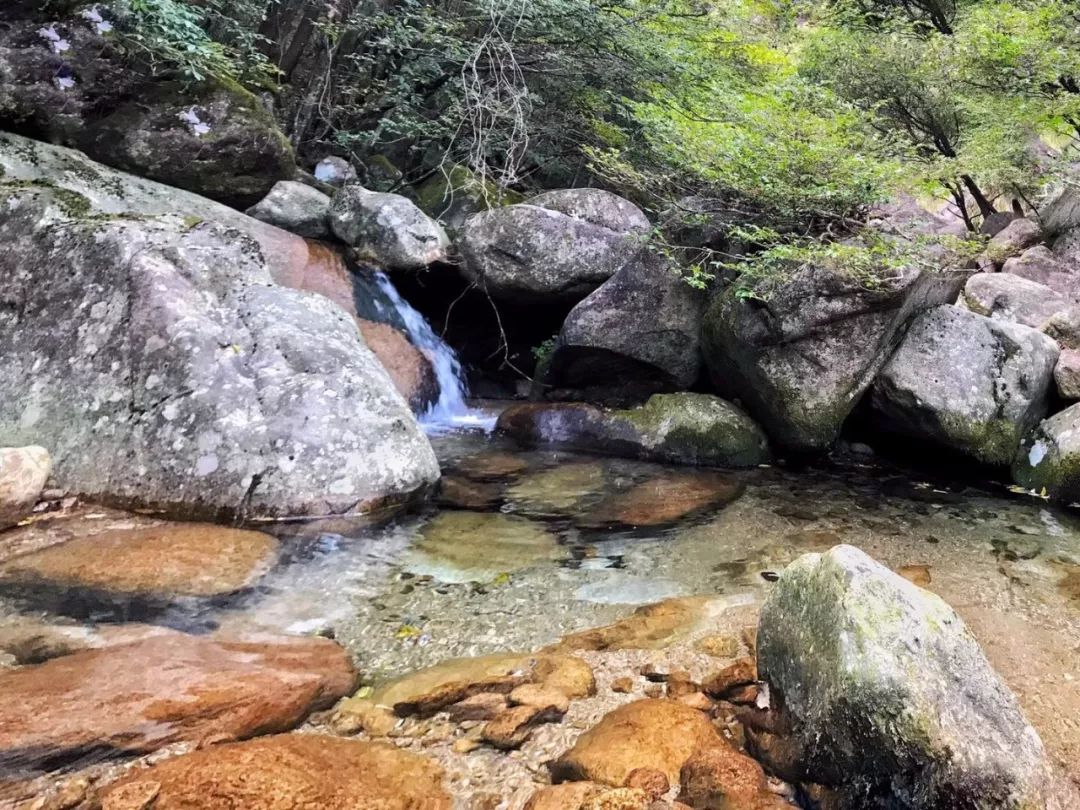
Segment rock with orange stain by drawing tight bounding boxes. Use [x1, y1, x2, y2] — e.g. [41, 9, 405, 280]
[0, 632, 357, 774]
[98, 735, 450, 810]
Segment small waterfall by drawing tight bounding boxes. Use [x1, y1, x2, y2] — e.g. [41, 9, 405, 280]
[371, 271, 496, 432]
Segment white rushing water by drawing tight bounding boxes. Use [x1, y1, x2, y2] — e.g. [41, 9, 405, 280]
[372, 271, 497, 433]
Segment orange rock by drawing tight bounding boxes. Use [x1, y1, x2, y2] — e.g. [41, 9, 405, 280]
[357, 319, 437, 412]
[898, 564, 932, 588]
[702, 658, 757, 699]
[666, 671, 699, 700]
[0, 523, 278, 599]
[552, 597, 713, 652]
[577, 473, 742, 530]
[446, 692, 510, 722]
[551, 699, 724, 786]
[524, 783, 607, 810]
[580, 788, 651, 809]
[624, 767, 670, 799]
[99, 734, 450, 809]
[437, 476, 503, 510]
[510, 683, 571, 716]
[677, 692, 715, 713]
[0, 632, 356, 769]
[454, 452, 529, 481]
[678, 744, 772, 810]
[482, 705, 544, 749]
[533, 654, 597, 699]
[611, 677, 635, 694]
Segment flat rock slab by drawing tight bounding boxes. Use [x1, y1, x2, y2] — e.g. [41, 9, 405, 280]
[0, 632, 357, 777]
[0, 523, 278, 600]
[576, 472, 743, 530]
[99, 734, 450, 810]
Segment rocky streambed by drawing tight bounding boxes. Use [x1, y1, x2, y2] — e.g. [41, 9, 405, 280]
[1, 419, 1078, 808]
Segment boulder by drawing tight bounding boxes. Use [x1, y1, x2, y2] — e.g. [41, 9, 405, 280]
[576, 472, 743, 530]
[756, 545, 1073, 809]
[1057, 350, 1080, 400]
[458, 191, 649, 303]
[99, 735, 451, 810]
[0, 523, 279, 602]
[1001, 245, 1080, 300]
[313, 156, 358, 187]
[1044, 307, 1080, 349]
[678, 745, 785, 810]
[329, 185, 449, 270]
[1040, 186, 1080, 238]
[702, 263, 969, 452]
[986, 218, 1043, 265]
[0, 632, 357, 776]
[497, 394, 771, 468]
[960, 272, 1069, 329]
[527, 188, 651, 234]
[0, 11, 296, 206]
[246, 180, 332, 239]
[0, 179, 438, 521]
[871, 306, 1058, 465]
[1013, 403, 1080, 501]
[0, 446, 50, 529]
[541, 252, 706, 400]
[550, 699, 722, 786]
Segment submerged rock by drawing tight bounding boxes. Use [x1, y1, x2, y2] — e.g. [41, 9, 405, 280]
[505, 462, 609, 518]
[871, 305, 1058, 465]
[329, 185, 450, 270]
[576, 472, 743, 530]
[459, 190, 649, 304]
[550, 699, 723, 786]
[702, 263, 968, 452]
[0, 446, 50, 530]
[246, 180, 332, 239]
[407, 511, 560, 582]
[498, 394, 770, 468]
[0, 632, 356, 776]
[756, 545, 1074, 809]
[551, 597, 717, 652]
[541, 252, 706, 400]
[0, 523, 279, 601]
[0, 175, 438, 520]
[99, 734, 451, 810]
[1013, 403, 1080, 501]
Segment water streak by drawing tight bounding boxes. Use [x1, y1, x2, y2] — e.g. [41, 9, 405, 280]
[371, 271, 496, 432]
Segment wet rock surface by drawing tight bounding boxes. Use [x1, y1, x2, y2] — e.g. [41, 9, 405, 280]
[0, 523, 279, 602]
[99, 734, 451, 810]
[498, 394, 770, 468]
[0, 632, 356, 778]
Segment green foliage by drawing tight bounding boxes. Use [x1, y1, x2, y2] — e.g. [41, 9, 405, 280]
[531, 335, 559, 365]
[110, 0, 273, 84]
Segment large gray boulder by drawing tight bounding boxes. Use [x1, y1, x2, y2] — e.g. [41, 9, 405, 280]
[0, 9, 295, 208]
[1040, 186, 1080, 238]
[756, 545, 1074, 810]
[1013, 404, 1080, 501]
[458, 190, 650, 303]
[701, 263, 968, 452]
[540, 252, 705, 400]
[960, 272, 1069, 330]
[247, 181, 332, 239]
[0, 182, 439, 520]
[329, 185, 449, 270]
[497, 393, 770, 468]
[871, 306, 1059, 465]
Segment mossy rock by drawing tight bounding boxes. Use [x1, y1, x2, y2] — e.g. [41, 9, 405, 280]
[414, 164, 523, 232]
[1012, 403, 1080, 501]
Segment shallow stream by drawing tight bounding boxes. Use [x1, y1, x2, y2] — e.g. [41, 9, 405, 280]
[2, 406, 1080, 786]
